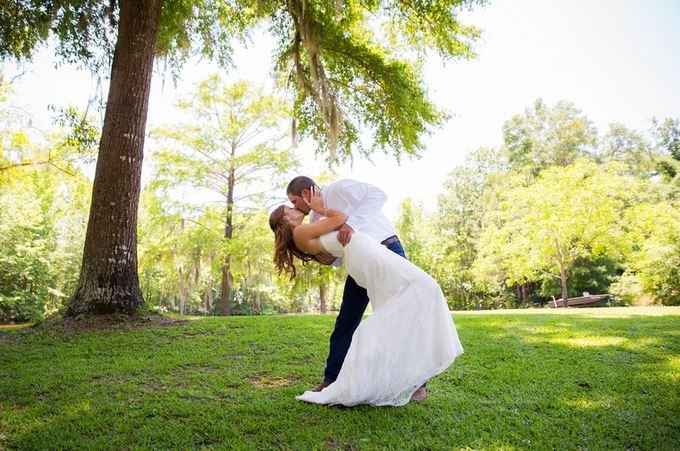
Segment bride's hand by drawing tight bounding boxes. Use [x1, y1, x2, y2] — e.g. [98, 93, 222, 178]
[304, 185, 326, 215]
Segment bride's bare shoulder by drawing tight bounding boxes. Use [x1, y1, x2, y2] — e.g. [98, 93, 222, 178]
[293, 224, 322, 254]
[292, 223, 311, 240]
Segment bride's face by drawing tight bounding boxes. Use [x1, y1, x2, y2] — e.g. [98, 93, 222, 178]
[283, 206, 304, 227]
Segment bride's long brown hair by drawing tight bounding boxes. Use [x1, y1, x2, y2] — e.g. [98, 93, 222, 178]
[269, 205, 314, 278]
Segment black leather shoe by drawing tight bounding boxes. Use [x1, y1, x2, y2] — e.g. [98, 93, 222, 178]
[410, 386, 428, 402]
[312, 380, 332, 392]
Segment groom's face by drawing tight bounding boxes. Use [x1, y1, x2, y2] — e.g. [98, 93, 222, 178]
[288, 190, 311, 215]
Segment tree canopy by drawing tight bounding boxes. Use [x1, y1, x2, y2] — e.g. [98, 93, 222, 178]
[1, 0, 484, 160]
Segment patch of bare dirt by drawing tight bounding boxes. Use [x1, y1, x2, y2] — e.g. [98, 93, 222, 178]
[324, 438, 359, 451]
[248, 374, 297, 389]
[18, 313, 188, 336]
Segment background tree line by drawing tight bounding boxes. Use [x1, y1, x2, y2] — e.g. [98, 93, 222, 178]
[2, 72, 679, 321]
[1, 0, 484, 318]
[1, 72, 347, 322]
[396, 99, 680, 309]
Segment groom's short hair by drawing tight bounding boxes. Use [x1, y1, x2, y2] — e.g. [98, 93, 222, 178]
[287, 176, 316, 196]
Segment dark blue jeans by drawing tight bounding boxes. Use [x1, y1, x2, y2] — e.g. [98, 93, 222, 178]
[323, 237, 407, 383]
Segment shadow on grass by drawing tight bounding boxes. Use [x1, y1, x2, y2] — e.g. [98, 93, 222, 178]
[1, 313, 679, 449]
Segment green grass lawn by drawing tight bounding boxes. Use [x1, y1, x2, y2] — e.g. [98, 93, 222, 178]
[1, 307, 679, 450]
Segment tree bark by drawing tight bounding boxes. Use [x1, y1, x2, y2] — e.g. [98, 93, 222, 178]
[66, 0, 163, 316]
[520, 283, 529, 304]
[216, 150, 236, 315]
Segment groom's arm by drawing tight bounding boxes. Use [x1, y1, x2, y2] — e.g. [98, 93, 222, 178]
[326, 180, 387, 232]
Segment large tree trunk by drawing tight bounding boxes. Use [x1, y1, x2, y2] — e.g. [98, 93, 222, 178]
[66, 0, 163, 316]
[216, 155, 236, 315]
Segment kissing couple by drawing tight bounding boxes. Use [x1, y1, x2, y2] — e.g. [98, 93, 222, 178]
[269, 176, 463, 407]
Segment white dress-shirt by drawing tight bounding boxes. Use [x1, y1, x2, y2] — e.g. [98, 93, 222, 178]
[310, 179, 397, 244]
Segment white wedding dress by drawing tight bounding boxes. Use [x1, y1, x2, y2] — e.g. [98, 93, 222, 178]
[296, 231, 464, 407]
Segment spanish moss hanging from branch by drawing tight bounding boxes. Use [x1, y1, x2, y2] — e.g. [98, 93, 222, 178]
[286, 0, 343, 158]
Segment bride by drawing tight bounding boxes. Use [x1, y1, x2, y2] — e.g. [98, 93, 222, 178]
[269, 186, 463, 407]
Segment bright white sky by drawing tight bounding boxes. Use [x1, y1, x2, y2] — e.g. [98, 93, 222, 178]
[7, 0, 680, 219]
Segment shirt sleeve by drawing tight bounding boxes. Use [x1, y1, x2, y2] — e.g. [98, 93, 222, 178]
[325, 180, 387, 231]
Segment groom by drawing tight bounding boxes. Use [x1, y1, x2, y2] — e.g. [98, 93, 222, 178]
[287, 176, 427, 401]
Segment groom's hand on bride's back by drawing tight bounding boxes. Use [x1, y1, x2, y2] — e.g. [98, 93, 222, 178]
[337, 224, 353, 246]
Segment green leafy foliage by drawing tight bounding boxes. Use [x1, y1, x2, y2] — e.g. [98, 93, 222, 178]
[148, 76, 299, 313]
[539, 255, 624, 300]
[599, 123, 658, 177]
[2, 0, 482, 161]
[653, 117, 680, 161]
[3, 76, 680, 317]
[49, 105, 100, 160]
[621, 202, 680, 305]
[0, 162, 90, 322]
[432, 146, 508, 308]
[475, 161, 638, 298]
[273, 0, 481, 160]
[398, 100, 680, 307]
[0, 79, 93, 321]
[503, 99, 597, 173]
[1, 1, 487, 316]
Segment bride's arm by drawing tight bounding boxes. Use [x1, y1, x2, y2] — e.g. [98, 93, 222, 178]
[293, 208, 347, 247]
[293, 186, 348, 252]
